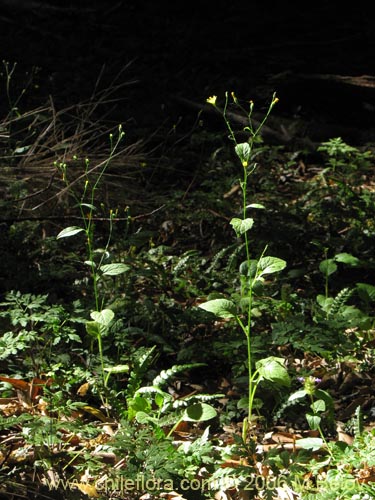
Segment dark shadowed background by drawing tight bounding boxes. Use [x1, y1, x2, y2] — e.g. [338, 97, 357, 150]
[1, 1, 374, 129]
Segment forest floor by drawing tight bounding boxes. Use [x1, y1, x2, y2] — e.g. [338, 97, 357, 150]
[1, 3, 375, 500]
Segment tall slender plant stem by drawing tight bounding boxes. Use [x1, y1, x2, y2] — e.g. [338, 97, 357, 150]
[222, 92, 278, 438]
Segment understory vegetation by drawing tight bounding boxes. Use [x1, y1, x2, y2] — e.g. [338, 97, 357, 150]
[1, 64, 375, 500]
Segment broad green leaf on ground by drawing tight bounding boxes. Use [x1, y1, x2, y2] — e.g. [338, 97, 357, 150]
[183, 402, 217, 422]
[56, 226, 85, 239]
[198, 298, 237, 318]
[295, 437, 324, 451]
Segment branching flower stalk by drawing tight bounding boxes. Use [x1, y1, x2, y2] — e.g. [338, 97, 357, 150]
[60, 125, 125, 311]
[204, 93, 283, 441]
[225, 92, 278, 437]
[57, 125, 128, 405]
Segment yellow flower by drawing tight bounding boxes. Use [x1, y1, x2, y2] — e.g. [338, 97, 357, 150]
[231, 91, 238, 104]
[206, 95, 217, 105]
[272, 97, 279, 106]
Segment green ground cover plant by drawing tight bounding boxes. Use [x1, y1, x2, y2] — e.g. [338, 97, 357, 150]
[1, 75, 375, 499]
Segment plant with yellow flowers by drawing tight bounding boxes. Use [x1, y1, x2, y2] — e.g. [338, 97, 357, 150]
[199, 92, 289, 442]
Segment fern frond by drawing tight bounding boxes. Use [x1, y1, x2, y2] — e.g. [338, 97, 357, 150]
[125, 346, 157, 398]
[226, 242, 246, 271]
[327, 287, 354, 319]
[173, 250, 200, 276]
[152, 363, 206, 388]
[206, 243, 237, 273]
[172, 393, 224, 409]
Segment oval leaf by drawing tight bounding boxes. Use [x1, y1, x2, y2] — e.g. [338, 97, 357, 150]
[198, 298, 237, 318]
[90, 309, 114, 326]
[56, 226, 84, 239]
[288, 389, 307, 402]
[86, 320, 108, 338]
[235, 142, 251, 163]
[183, 402, 217, 422]
[319, 259, 337, 276]
[306, 412, 321, 430]
[230, 217, 254, 237]
[311, 399, 326, 413]
[295, 437, 324, 451]
[100, 263, 130, 276]
[334, 252, 360, 267]
[258, 256, 287, 275]
[256, 356, 290, 387]
[85, 321, 101, 338]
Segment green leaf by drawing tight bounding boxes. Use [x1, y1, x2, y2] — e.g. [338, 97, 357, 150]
[316, 294, 334, 311]
[127, 396, 151, 414]
[258, 256, 287, 276]
[357, 283, 375, 302]
[246, 203, 265, 209]
[135, 411, 157, 424]
[256, 356, 290, 387]
[99, 263, 130, 276]
[306, 412, 321, 430]
[288, 389, 307, 402]
[334, 253, 360, 266]
[90, 309, 114, 326]
[103, 364, 129, 374]
[85, 321, 104, 338]
[296, 437, 324, 451]
[183, 403, 217, 422]
[314, 389, 334, 410]
[84, 260, 96, 267]
[198, 298, 237, 318]
[311, 399, 326, 413]
[56, 226, 85, 239]
[239, 259, 258, 278]
[14, 145, 31, 154]
[230, 217, 254, 237]
[237, 397, 249, 410]
[235, 142, 251, 164]
[319, 259, 337, 276]
[155, 392, 165, 409]
[80, 203, 96, 210]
